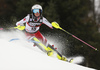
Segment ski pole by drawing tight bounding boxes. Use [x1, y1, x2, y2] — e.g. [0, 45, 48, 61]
[51, 22, 98, 51]
[0, 25, 25, 31]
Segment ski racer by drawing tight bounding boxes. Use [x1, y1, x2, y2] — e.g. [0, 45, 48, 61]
[16, 4, 67, 61]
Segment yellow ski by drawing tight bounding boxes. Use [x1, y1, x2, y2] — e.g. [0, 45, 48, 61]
[31, 37, 72, 62]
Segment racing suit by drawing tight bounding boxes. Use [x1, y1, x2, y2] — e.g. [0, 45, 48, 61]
[16, 14, 53, 46]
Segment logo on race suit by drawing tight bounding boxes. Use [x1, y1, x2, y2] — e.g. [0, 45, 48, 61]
[23, 18, 26, 21]
[29, 22, 41, 27]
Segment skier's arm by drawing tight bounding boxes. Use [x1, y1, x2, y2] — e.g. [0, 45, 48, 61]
[42, 17, 53, 29]
[16, 15, 29, 26]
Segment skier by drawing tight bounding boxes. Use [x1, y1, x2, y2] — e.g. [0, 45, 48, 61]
[16, 4, 67, 61]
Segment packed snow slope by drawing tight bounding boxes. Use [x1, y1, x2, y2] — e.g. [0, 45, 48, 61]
[0, 30, 96, 70]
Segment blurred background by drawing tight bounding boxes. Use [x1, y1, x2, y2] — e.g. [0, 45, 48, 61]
[0, 0, 100, 69]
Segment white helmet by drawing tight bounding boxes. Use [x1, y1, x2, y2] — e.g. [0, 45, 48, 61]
[32, 4, 42, 10]
[31, 4, 43, 17]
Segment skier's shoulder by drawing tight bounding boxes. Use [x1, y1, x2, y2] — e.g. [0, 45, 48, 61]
[42, 16, 47, 20]
[22, 14, 31, 21]
[20, 14, 30, 21]
[42, 17, 50, 23]
[26, 14, 31, 18]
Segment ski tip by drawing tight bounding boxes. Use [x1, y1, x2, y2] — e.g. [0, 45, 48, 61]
[70, 59, 74, 63]
[0, 28, 3, 30]
[67, 58, 74, 63]
[9, 38, 20, 42]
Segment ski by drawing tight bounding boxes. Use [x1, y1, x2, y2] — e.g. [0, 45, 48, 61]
[31, 37, 72, 62]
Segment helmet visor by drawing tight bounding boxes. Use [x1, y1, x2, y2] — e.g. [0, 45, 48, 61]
[33, 9, 40, 13]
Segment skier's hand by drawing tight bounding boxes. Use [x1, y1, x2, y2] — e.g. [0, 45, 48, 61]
[51, 22, 62, 29]
[14, 25, 25, 30]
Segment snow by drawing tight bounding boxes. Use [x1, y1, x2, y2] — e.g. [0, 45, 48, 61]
[0, 30, 96, 70]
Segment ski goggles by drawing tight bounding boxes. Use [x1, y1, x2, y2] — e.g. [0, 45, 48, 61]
[33, 9, 40, 13]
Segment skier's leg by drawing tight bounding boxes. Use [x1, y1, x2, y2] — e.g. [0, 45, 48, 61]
[34, 31, 48, 46]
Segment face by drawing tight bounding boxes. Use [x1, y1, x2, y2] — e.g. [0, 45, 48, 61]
[34, 12, 40, 17]
[33, 9, 41, 17]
